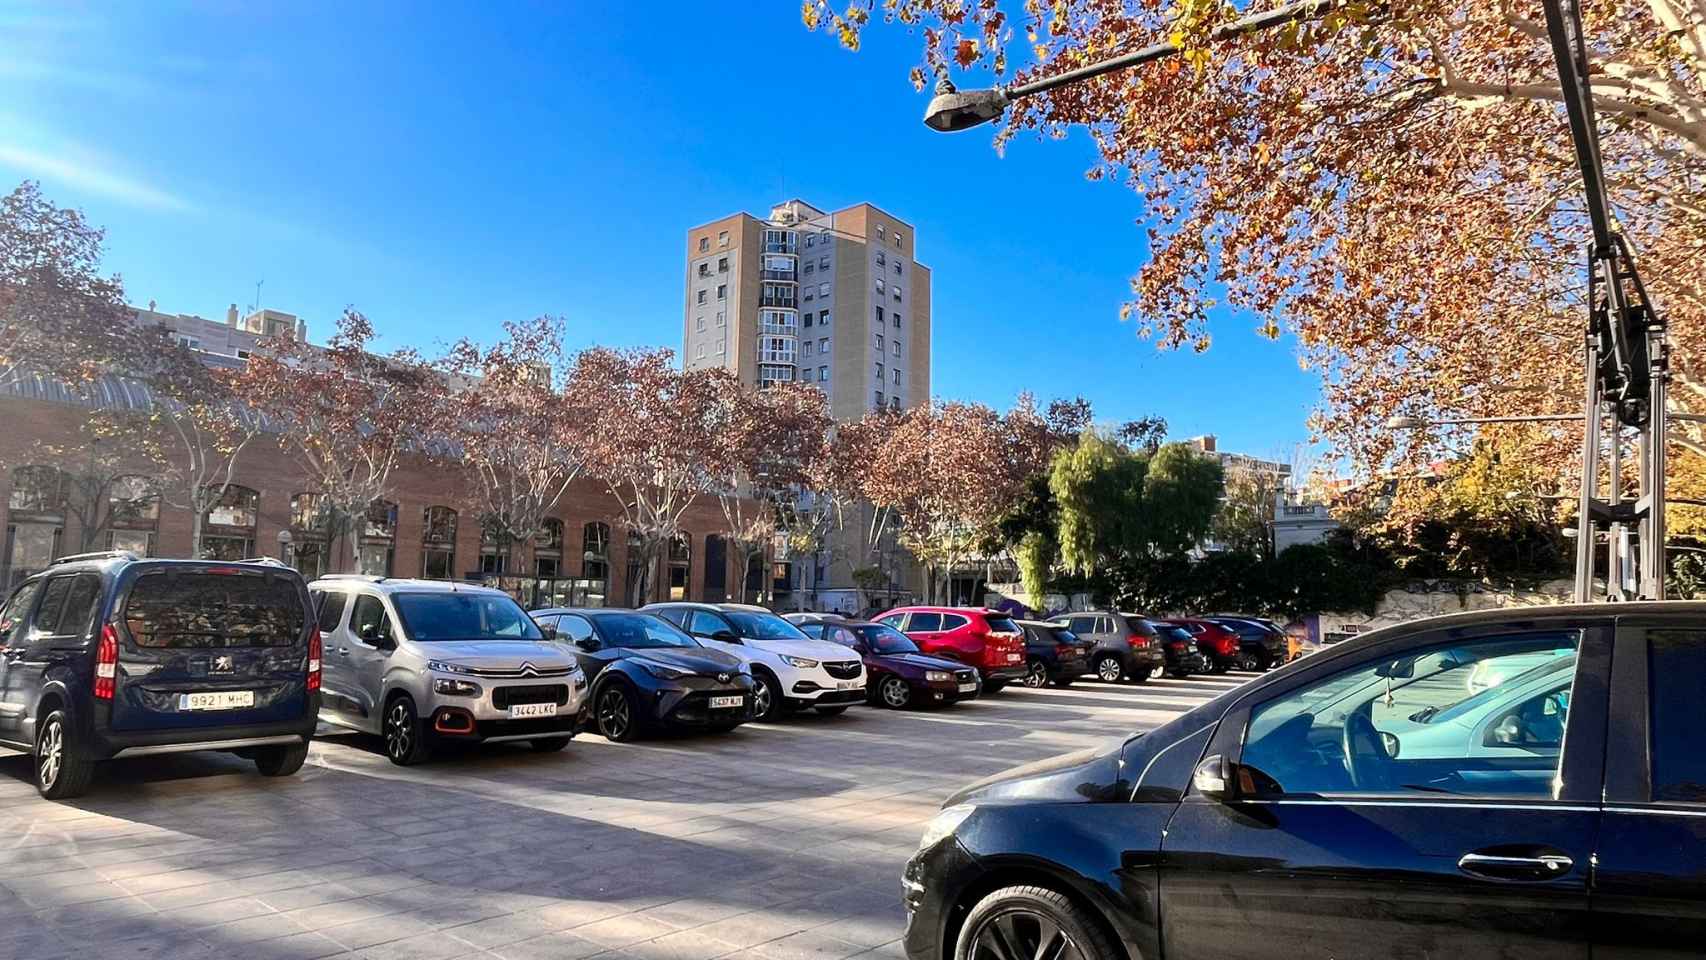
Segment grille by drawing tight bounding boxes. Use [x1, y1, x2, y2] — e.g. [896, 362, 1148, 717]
[465, 664, 574, 679]
[954, 670, 976, 683]
[823, 660, 862, 680]
[491, 684, 569, 709]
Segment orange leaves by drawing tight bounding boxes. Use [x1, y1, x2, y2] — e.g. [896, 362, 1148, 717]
[954, 37, 980, 66]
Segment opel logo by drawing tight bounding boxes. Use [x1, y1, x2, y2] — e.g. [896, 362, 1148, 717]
[717, 672, 731, 683]
[519, 662, 538, 677]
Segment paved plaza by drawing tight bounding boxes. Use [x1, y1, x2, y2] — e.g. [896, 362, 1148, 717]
[0, 673, 1251, 960]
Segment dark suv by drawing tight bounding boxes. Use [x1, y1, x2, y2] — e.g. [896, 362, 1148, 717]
[0, 552, 320, 799]
[1057, 611, 1166, 683]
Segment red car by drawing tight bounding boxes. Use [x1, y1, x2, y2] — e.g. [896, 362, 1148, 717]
[1164, 617, 1241, 673]
[875, 606, 1028, 692]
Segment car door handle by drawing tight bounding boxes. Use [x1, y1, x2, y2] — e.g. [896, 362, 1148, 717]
[1457, 850, 1573, 881]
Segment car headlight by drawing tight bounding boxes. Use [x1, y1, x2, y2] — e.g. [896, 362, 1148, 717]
[925, 670, 952, 682]
[637, 659, 690, 680]
[917, 804, 975, 851]
[779, 655, 820, 669]
[433, 677, 481, 697]
[426, 659, 475, 675]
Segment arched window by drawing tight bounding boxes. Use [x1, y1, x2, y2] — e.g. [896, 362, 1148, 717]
[535, 518, 564, 578]
[360, 500, 397, 576]
[6, 466, 64, 588]
[287, 493, 327, 579]
[201, 485, 258, 561]
[571, 522, 610, 608]
[668, 534, 691, 601]
[421, 506, 458, 579]
[108, 475, 158, 557]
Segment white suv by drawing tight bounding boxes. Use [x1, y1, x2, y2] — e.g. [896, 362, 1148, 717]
[643, 602, 866, 721]
[309, 576, 587, 764]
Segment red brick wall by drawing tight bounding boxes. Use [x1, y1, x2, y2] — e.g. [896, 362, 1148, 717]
[0, 395, 752, 605]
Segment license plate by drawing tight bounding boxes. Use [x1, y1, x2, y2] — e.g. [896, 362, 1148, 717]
[179, 691, 254, 711]
[508, 702, 556, 719]
[958, 682, 978, 693]
[709, 695, 743, 709]
[1007, 653, 1022, 662]
[836, 680, 861, 690]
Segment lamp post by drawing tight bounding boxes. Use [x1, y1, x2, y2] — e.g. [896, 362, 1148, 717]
[276, 529, 293, 565]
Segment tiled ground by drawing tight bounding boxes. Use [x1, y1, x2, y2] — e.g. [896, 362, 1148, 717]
[0, 672, 1250, 960]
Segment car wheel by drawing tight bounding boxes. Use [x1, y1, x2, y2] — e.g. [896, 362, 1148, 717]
[815, 705, 851, 717]
[35, 709, 95, 800]
[878, 675, 912, 709]
[529, 737, 571, 753]
[1149, 664, 1167, 680]
[595, 684, 639, 742]
[1094, 655, 1124, 683]
[1023, 660, 1049, 688]
[750, 672, 784, 722]
[955, 884, 1119, 960]
[1237, 651, 1263, 672]
[254, 741, 309, 777]
[384, 696, 432, 766]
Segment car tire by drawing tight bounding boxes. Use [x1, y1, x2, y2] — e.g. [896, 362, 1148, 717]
[595, 683, 640, 743]
[529, 737, 571, 753]
[1237, 651, 1263, 672]
[1023, 659, 1049, 688]
[35, 708, 95, 800]
[750, 671, 784, 723]
[254, 741, 309, 777]
[815, 705, 851, 717]
[1150, 664, 1167, 680]
[878, 675, 912, 709]
[383, 696, 432, 766]
[1093, 654, 1125, 684]
[983, 681, 1009, 694]
[955, 884, 1119, 960]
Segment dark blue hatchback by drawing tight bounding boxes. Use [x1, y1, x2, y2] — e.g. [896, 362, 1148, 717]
[0, 551, 320, 798]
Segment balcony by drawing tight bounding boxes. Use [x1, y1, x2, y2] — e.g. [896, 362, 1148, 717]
[760, 292, 796, 309]
[763, 239, 797, 255]
[759, 319, 798, 337]
[759, 345, 797, 364]
[760, 268, 797, 282]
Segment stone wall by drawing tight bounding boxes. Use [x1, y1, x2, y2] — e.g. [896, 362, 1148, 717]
[1305, 579, 1581, 644]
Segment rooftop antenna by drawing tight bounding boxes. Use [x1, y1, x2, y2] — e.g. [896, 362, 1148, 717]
[249, 279, 264, 315]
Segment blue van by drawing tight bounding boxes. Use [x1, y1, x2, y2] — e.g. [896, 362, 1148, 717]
[0, 551, 320, 798]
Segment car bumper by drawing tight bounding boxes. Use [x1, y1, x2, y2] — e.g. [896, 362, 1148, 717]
[979, 663, 1028, 683]
[789, 684, 867, 707]
[426, 674, 588, 729]
[94, 709, 319, 760]
[902, 836, 980, 960]
[1167, 652, 1210, 674]
[916, 679, 980, 704]
[1122, 648, 1166, 671]
[660, 688, 755, 728]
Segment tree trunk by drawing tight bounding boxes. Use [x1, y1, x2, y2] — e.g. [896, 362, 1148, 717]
[190, 510, 205, 560]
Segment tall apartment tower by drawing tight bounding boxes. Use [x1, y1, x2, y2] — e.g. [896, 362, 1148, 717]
[684, 199, 931, 419]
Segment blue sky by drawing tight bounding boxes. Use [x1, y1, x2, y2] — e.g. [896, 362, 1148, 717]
[1, 0, 1317, 460]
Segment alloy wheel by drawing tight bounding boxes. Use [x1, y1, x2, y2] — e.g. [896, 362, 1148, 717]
[1149, 664, 1166, 680]
[752, 677, 774, 719]
[1096, 657, 1122, 682]
[969, 908, 1086, 960]
[38, 718, 62, 790]
[598, 688, 631, 739]
[881, 676, 910, 708]
[1238, 653, 1261, 672]
[385, 701, 414, 761]
[1024, 661, 1048, 688]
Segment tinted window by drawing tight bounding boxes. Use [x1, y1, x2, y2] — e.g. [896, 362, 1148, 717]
[940, 614, 970, 631]
[855, 624, 918, 654]
[54, 575, 100, 636]
[984, 614, 1019, 633]
[653, 607, 688, 627]
[592, 612, 696, 649]
[1649, 630, 1706, 803]
[1066, 616, 1094, 634]
[723, 610, 811, 641]
[32, 577, 74, 634]
[877, 614, 905, 629]
[317, 591, 350, 633]
[556, 614, 595, 643]
[1097, 616, 1114, 634]
[687, 610, 728, 636]
[796, 623, 825, 639]
[0, 581, 41, 646]
[1240, 631, 1579, 799]
[1156, 625, 1194, 644]
[392, 592, 543, 641]
[349, 595, 394, 645]
[123, 571, 305, 648]
[828, 626, 862, 648]
[907, 612, 942, 632]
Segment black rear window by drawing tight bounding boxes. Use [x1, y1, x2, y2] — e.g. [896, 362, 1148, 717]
[983, 614, 1019, 633]
[123, 571, 306, 648]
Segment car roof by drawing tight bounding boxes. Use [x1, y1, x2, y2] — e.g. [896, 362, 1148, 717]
[533, 607, 644, 617]
[884, 605, 1001, 614]
[311, 576, 510, 598]
[642, 601, 775, 613]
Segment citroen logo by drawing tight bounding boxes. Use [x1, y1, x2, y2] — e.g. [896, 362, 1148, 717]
[717, 673, 731, 683]
[518, 662, 538, 677]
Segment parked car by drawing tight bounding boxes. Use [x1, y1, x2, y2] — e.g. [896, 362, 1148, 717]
[1206, 614, 1290, 670]
[532, 608, 752, 742]
[311, 576, 584, 764]
[875, 606, 1028, 692]
[1153, 621, 1210, 678]
[1055, 611, 1166, 684]
[899, 602, 1701, 960]
[1165, 617, 1242, 673]
[791, 615, 981, 708]
[644, 602, 865, 721]
[1016, 620, 1090, 688]
[0, 551, 320, 799]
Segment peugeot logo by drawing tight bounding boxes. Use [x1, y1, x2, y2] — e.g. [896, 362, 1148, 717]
[518, 662, 538, 678]
[212, 655, 235, 674]
[717, 672, 731, 683]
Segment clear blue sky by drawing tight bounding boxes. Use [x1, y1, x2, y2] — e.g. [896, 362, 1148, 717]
[1, 0, 1317, 459]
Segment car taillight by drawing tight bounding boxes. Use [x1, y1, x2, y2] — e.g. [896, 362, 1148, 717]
[1054, 643, 1073, 657]
[1128, 635, 1150, 648]
[308, 631, 323, 692]
[94, 623, 118, 700]
[1219, 637, 1239, 654]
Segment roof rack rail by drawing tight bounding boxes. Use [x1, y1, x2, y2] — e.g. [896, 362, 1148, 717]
[234, 557, 290, 567]
[51, 550, 138, 565]
[317, 573, 386, 582]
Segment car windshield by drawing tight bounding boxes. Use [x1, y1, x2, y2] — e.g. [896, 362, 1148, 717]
[592, 612, 698, 649]
[856, 624, 918, 654]
[391, 592, 543, 642]
[724, 610, 811, 641]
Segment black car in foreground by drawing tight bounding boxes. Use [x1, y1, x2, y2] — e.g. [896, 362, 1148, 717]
[790, 615, 980, 708]
[531, 608, 752, 742]
[901, 603, 1706, 960]
[0, 552, 320, 799]
[1017, 620, 1090, 687]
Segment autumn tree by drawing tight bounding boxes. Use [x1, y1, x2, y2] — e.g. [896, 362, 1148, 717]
[439, 316, 591, 577]
[1212, 466, 1286, 560]
[24, 416, 157, 553]
[0, 181, 137, 389]
[808, 2, 1706, 485]
[578, 348, 737, 605]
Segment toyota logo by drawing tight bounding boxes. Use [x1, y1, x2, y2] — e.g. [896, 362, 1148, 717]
[519, 662, 538, 677]
[717, 672, 732, 683]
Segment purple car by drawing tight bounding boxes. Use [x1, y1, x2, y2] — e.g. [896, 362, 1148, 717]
[789, 616, 980, 709]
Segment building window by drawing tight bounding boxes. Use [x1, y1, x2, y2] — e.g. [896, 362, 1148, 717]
[876, 251, 886, 267]
[819, 365, 829, 382]
[818, 282, 830, 297]
[893, 368, 902, 385]
[422, 505, 458, 579]
[698, 263, 711, 279]
[288, 492, 329, 579]
[892, 341, 901, 357]
[803, 341, 814, 358]
[696, 290, 707, 305]
[819, 337, 830, 353]
[668, 535, 691, 601]
[716, 340, 726, 355]
[699, 237, 710, 253]
[894, 313, 902, 329]
[875, 306, 884, 326]
[108, 475, 158, 558]
[875, 362, 884, 381]
[534, 518, 564, 578]
[891, 396, 901, 409]
[580, 522, 610, 603]
[805, 234, 815, 248]
[695, 315, 705, 332]
[716, 311, 726, 326]
[875, 390, 886, 407]
[717, 257, 728, 273]
[200, 484, 258, 561]
[804, 289, 814, 302]
[717, 230, 729, 248]
[820, 310, 830, 326]
[5, 465, 65, 588]
[894, 233, 902, 249]
[695, 344, 705, 360]
[875, 333, 884, 350]
[803, 261, 814, 276]
[893, 287, 902, 303]
[877, 224, 886, 240]
[819, 232, 831, 246]
[716, 284, 727, 300]
[876, 278, 886, 294]
[803, 313, 813, 328]
[894, 261, 903, 276]
[818, 256, 829, 269]
[360, 499, 396, 576]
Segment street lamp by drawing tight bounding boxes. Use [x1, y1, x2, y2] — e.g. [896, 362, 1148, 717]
[276, 529, 293, 564]
[923, 0, 1333, 132]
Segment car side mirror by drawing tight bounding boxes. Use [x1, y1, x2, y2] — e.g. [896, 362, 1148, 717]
[537, 623, 558, 640]
[1192, 754, 1239, 802]
[360, 623, 393, 649]
[574, 636, 601, 652]
[711, 629, 740, 644]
